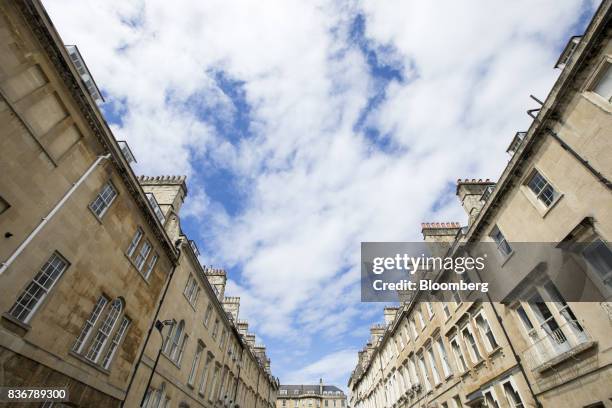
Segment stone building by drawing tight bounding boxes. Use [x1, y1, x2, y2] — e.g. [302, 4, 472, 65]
[349, 2, 612, 408]
[0, 1, 278, 407]
[277, 380, 347, 408]
[124, 178, 279, 408]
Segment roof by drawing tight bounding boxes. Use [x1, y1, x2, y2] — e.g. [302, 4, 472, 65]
[278, 385, 345, 396]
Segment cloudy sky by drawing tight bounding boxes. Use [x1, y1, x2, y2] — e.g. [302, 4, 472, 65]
[43, 0, 598, 389]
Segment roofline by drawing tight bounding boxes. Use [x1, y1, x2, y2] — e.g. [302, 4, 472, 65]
[65, 44, 105, 102]
[18, 0, 179, 261]
[465, 0, 612, 243]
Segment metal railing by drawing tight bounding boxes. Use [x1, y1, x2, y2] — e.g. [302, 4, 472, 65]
[522, 320, 593, 371]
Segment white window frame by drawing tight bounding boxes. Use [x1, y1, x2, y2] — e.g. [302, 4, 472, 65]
[425, 302, 434, 319]
[584, 55, 612, 105]
[144, 253, 159, 279]
[417, 353, 432, 392]
[89, 182, 117, 218]
[449, 336, 467, 372]
[482, 387, 500, 408]
[417, 309, 426, 330]
[461, 325, 482, 364]
[436, 338, 453, 378]
[426, 347, 441, 385]
[204, 303, 213, 326]
[501, 377, 525, 408]
[524, 169, 560, 209]
[102, 315, 130, 369]
[127, 228, 143, 258]
[189, 342, 204, 386]
[135, 240, 152, 271]
[474, 310, 499, 353]
[410, 319, 418, 340]
[199, 354, 213, 395]
[85, 298, 123, 363]
[490, 225, 512, 258]
[72, 295, 109, 353]
[9, 252, 69, 324]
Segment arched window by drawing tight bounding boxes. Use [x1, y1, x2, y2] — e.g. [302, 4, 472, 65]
[68, 296, 130, 371]
[143, 382, 170, 408]
[170, 320, 184, 359]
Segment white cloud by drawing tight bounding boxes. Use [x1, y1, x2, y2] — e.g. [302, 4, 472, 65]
[283, 349, 358, 390]
[42, 0, 597, 385]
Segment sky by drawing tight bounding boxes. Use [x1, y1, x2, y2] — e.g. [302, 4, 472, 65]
[43, 0, 599, 391]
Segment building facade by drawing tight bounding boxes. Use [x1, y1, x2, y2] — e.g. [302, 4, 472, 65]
[124, 178, 279, 408]
[349, 2, 612, 408]
[0, 1, 278, 407]
[277, 381, 347, 408]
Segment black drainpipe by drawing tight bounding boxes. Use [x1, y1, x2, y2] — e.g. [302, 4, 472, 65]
[544, 127, 611, 189]
[121, 239, 183, 407]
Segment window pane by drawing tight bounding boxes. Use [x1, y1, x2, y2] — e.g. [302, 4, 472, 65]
[86, 299, 122, 362]
[102, 316, 130, 368]
[127, 228, 143, 257]
[73, 296, 109, 353]
[9, 253, 68, 323]
[593, 64, 612, 101]
[583, 240, 612, 284]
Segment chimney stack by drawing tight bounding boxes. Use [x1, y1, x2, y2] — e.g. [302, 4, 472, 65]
[237, 320, 249, 336]
[456, 178, 496, 225]
[370, 324, 386, 345]
[383, 307, 399, 326]
[204, 267, 227, 300]
[138, 175, 188, 217]
[222, 297, 240, 321]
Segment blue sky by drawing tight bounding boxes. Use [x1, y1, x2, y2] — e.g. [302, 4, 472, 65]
[44, 0, 599, 390]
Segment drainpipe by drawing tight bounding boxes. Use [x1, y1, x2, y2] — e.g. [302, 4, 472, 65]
[0, 153, 112, 275]
[544, 127, 611, 189]
[121, 239, 183, 407]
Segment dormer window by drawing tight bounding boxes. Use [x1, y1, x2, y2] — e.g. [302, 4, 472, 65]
[65, 45, 104, 104]
[554, 36, 581, 69]
[480, 185, 495, 203]
[506, 132, 526, 157]
[117, 141, 137, 165]
[146, 192, 166, 225]
[190, 240, 200, 257]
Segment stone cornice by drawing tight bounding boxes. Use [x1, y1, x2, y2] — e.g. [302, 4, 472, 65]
[16, 0, 178, 262]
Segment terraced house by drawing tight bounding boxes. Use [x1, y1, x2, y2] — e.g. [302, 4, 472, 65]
[348, 2, 612, 408]
[0, 1, 278, 407]
[276, 381, 347, 408]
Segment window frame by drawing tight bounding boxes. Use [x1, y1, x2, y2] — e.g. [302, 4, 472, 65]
[449, 335, 467, 373]
[436, 337, 453, 378]
[521, 168, 562, 214]
[8, 252, 69, 324]
[490, 225, 512, 259]
[474, 310, 499, 353]
[84, 298, 123, 363]
[584, 55, 612, 106]
[461, 324, 482, 365]
[72, 295, 109, 353]
[89, 181, 118, 219]
[501, 377, 525, 408]
[188, 342, 204, 386]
